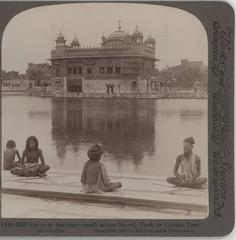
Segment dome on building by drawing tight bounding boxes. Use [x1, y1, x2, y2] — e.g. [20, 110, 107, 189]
[56, 31, 66, 46]
[57, 31, 65, 41]
[72, 35, 79, 43]
[131, 25, 144, 43]
[71, 35, 80, 48]
[145, 34, 155, 43]
[132, 25, 143, 37]
[106, 21, 130, 41]
[144, 34, 156, 48]
[107, 29, 129, 40]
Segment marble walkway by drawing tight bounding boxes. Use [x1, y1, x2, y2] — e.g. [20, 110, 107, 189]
[2, 170, 208, 218]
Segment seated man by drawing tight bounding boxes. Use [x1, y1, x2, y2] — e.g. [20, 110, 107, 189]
[81, 144, 122, 193]
[167, 137, 207, 188]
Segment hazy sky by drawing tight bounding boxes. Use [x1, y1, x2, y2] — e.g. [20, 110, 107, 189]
[2, 3, 208, 74]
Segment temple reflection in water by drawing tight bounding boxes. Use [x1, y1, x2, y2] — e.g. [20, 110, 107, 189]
[2, 96, 207, 176]
[51, 98, 156, 168]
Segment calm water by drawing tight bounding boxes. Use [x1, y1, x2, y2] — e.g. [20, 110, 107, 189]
[2, 96, 208, 177]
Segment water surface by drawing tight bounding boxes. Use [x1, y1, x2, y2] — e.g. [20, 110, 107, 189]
[2, 96, 208, 177]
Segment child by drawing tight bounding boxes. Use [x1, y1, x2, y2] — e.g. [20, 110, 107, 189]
[3, 140, 21, 170]
[81, 144, 122, 193]
[10, 136, 50, 177]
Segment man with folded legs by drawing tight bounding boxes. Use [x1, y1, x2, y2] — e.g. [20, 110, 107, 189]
[167, 137, 207, 188]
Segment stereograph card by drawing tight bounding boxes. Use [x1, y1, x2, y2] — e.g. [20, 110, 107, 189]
[0, 0, 234, 237]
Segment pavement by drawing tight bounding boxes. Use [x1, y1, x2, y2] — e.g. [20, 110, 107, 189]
[1, 170, 208, 219]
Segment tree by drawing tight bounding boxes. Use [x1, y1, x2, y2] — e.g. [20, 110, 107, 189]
[159, 68, 172, 82]
[177, 67, 205, 88]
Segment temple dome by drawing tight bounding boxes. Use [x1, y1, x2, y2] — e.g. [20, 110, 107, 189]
[107, 29, 129, 40]
[72, 35, 79, 43]
[56, 31, 66, 47]
[132, 25, 143, 37]
[144, 34, 155, 48]
[57, 32, 65, 41]
[107, 22, 130, 41]
[145, 34, 155, 43]
[71, 35, 80, 48]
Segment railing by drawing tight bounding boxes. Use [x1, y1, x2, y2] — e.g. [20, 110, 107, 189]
[54, 90, 208, 99]
[51, 44, 155, 59]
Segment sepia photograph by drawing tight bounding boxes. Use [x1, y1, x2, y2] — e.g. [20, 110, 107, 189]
[2, 2, 208, 219]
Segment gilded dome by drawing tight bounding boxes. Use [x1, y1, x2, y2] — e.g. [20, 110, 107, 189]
[145, 34, 155, 43]
[107, 22, 130, 41]
[107, 30, 129, 40]
[72, 35, 79, 44]
[71, 35, 80, 48]
[56, 31, 65, 41]
[132, 25, 143, 37]
[56, 31, 66, 47]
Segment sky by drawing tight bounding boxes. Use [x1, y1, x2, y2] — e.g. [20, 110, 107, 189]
[2, 3, 208, 74]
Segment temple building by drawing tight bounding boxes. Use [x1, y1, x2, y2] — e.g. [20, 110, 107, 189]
[50, 23, 158, 95]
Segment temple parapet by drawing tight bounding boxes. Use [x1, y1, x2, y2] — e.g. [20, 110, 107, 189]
[51, 44, 155, 60]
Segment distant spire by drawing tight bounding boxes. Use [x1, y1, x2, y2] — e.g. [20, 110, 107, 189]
[101, 32, 106, 43]
[118, 20, 121, 30]
[57, 30, 64, 39]
[58, 29, 63, 36]
[71, 35, 80, 48]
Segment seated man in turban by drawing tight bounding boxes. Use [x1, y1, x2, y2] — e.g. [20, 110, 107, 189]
[81, 144, 122, 193]
[167, 137, 207, 188]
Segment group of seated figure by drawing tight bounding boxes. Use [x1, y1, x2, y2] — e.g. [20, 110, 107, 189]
[3, 136, 207, 193]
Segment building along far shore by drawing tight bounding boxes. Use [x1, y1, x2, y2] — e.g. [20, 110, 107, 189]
[50, 23, 158, 96]
[1, 23, 207, 99]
